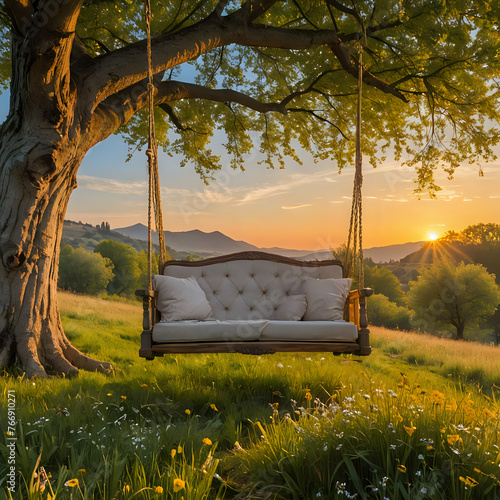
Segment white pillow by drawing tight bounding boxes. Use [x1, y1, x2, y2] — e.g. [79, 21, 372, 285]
[153, 275, 212, 321]
[275, 294, 307, 321]
[302, 277, 352, 321]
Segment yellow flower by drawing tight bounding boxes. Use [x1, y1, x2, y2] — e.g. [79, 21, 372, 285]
[154, 486, 163, 493]
[185, 409, 191, 415]
[447, 434, 462, 446]
[177, 445, 183, 454]
[397, 465, 406, 473]
[141, 383, 148, 388]
[396, 413, 403, 423]
[459, 476, 479, 487]
[121, 395, 127, 400]
[202, 438, 212, 446]
[123, 484, 130, 493]
[6, 431, 11, 436]
[305, 392, 313, 401]
[210, 404, 218, 412]
[403, 422, 416, 437]
[171, 449, 176, 458]
[426, 445, 434, 451]
[173, 478, 185, 493]
[65, 478, 79, 487]
[78, 469, 86, 474]
[107, 393, 112, 396]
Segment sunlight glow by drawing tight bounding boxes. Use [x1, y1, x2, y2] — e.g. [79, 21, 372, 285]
[428, 232, 439, 241]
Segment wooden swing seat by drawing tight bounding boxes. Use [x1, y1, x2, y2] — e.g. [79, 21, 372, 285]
[137, 251, 372, 359]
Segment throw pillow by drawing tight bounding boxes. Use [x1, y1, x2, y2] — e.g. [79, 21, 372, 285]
[154, 275, 212, 321]
[275, 294, 308, 321]
[302, 277, 352, 321]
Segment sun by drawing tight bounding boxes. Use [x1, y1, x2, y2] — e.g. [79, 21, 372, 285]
[428, 232, 439, 241]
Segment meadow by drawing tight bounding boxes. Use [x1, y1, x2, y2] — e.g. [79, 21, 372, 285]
[1, 291, 500, 499]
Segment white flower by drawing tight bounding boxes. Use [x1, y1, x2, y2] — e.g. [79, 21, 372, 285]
[418, 454, 424, 460]
[421, 487, 427, 494]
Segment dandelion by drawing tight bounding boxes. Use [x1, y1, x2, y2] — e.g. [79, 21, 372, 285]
[210, 404, 218, 411]
[171, 449, 176, 458]
[202, 438, 212, 446]
[447, 434, 462, 446]
[459, 476, 479, 487]
[65, 478, 79, 487]
[185, 409, 191, 415]
[397, 465, 406, 473]
[154, 486, 163, 493]
[173, 478, 185, 492]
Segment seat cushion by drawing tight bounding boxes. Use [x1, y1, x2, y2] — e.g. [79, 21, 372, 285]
[260, 320, 358, 341]
[152, 319, 268, 343]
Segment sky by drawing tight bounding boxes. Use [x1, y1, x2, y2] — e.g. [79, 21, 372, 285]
[2, 93, 499, 250]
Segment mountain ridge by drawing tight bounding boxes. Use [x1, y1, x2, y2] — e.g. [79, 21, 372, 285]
[114, 223, 425, 262]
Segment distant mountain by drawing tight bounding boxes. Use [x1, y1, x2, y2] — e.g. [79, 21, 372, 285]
[114, 223, 425, 262]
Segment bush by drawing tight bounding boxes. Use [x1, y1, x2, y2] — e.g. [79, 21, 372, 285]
[368, 293, 412, 330]
[58, 245, 114, 294]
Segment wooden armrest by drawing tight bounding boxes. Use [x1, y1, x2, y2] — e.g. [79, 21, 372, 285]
[135, 289, 155, 298]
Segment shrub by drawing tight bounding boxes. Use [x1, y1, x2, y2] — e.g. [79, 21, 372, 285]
[368, 293, 412, 330]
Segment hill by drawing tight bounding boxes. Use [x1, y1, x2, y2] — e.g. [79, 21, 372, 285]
[61, 220, 193, 259]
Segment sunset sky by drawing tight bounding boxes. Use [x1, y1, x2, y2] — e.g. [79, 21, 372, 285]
[2, 93, 499, 250]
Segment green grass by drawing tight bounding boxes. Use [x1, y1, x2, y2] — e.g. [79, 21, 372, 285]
[1, 291, 500, 499]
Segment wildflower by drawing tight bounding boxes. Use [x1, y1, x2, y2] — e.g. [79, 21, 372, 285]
[426, 445, 434, 451]
[210, 403, 218, 411]
[404, 422, 416, 437]
[185, 409, 191, 415]
[107, 393, 112, 396]
[418, 454, 424, 460]
[459, 476, 478, 487]
[421, 487, 428, 494]
[171, 449, 176, 458]
[123, 484, 130, 493]
[430, 390, 445, 405]
[121, 395, 127, 400]
[65, 478, 79, 487]
[78, 469, 86, 474]
[154, 486, 163, 493]
[447, 434, 462, 446]
[397, 465, 406, 473]
[178, 445, 183, 454]
[202, 438, 212, 446]
[305, 392, 313, 401]
[173, 478, 185, 492]
[141, 383, 148, 388]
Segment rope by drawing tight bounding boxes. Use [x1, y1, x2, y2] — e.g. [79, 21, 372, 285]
[345, 47, 364, 290]
[145, 0, 168, 287]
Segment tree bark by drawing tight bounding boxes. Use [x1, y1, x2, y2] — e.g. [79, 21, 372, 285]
[0, 129, 113, 377]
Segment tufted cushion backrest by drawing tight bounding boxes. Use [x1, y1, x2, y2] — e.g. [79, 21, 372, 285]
[163, 255, 343, 321]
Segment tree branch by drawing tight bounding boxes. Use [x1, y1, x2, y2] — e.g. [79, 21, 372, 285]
[3, 0, 33, 34]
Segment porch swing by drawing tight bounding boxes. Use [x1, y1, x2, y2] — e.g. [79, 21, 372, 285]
[136, 2, 372, 359]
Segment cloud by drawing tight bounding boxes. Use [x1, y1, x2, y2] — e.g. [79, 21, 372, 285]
[281, 204, 312, 210]
[78, 175, 147, 195]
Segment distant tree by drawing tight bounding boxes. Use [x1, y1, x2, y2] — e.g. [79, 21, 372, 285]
[58, 246, 114, 294]
[368, 294, 411, 330]
[407, 260, 500, 340]
[94, 240, 141, 296]
[440, 223, 500, 245]
[364, 266, 406, 306]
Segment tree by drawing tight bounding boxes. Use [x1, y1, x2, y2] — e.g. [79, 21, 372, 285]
[364, 265, 406, 306]
[58, 245, 114, 294]
[1, 1, 500, 376]
[407, 260, 500, 340]
[94, 240, 146, 296]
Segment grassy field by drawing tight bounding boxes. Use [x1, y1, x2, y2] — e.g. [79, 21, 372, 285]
[1, 291, 500, 499]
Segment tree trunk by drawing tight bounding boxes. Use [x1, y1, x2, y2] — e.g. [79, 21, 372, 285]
[0, 131, 113, 378]
[455, 324, 465, 341]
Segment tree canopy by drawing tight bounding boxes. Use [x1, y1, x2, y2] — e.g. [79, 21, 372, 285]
[2, 0, 500, 190]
